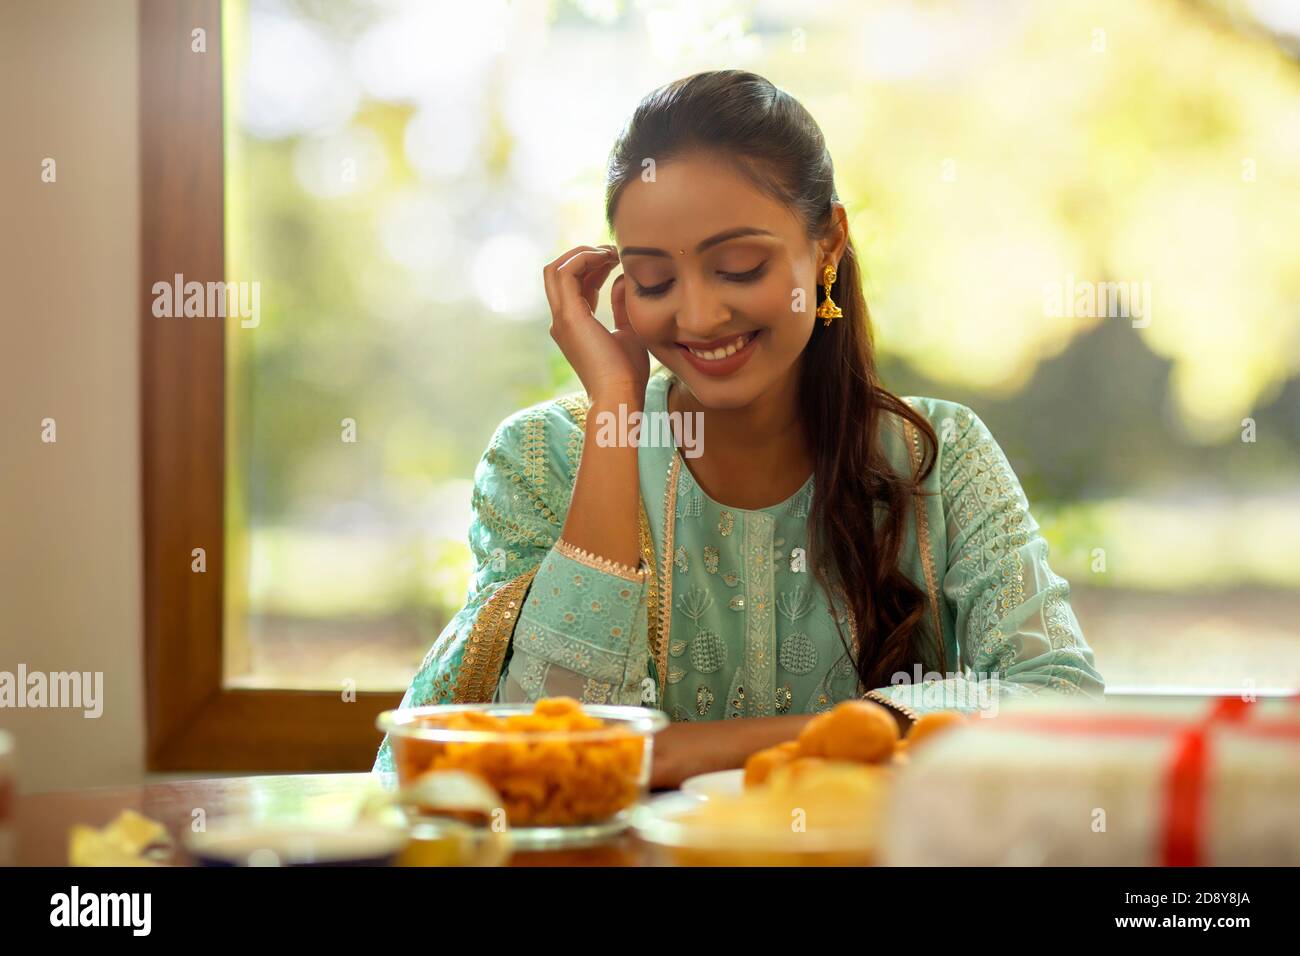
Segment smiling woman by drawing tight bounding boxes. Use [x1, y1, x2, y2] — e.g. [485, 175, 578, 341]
[375, 70, 1104, 788]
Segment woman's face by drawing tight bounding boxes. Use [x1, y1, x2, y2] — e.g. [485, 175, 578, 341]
[612, 150, 845, 410]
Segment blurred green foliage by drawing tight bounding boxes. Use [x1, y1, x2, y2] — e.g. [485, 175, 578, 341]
[222, 0, 1300, 686]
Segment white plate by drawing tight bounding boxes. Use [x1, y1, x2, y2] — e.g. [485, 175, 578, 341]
[679, 768, 744, 800]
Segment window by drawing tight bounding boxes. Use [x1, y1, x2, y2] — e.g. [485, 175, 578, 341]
[143, 0, 1300, 771]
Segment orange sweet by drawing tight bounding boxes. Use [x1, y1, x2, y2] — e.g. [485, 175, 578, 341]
[906, 710, 967, 748]
[743, 745, 797, 788]
[780, 756, 833, 783]
[795, 711, 836, 757]
[796, 700, 898, 763]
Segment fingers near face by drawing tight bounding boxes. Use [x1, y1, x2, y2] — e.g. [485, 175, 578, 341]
[546, 246, 618, 321]
[582, 251, 622, 315]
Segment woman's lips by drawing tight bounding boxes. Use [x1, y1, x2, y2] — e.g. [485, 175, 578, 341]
[676, 330, 761, 377]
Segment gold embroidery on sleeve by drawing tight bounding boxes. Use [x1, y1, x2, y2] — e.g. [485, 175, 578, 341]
[521, 410, 547, 496]
[472, 487, 556, 547]
[554, 393, 591, 430]
[453, 566, 540, 703]
[554, 392, 592, 488]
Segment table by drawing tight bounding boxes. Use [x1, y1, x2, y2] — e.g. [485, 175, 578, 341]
[12, 773, 657, 866]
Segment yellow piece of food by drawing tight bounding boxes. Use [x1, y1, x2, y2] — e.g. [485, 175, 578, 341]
[69, 809, 172, 867]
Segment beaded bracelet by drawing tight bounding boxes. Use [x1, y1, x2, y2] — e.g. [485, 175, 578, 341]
[864, 688, 920, 725]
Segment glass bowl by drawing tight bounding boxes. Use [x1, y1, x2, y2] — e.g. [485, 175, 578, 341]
[377, 700, 669, 849]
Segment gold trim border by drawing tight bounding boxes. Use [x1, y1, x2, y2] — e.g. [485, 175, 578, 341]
[653, 455, 680, 693]
[453, 566, 540, 703]
[554, 537, 647, 583]
[902, 416, 945, 664]
[638, 497, 658, 689]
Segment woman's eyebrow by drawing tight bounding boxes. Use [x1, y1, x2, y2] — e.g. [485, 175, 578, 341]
[619, 226, 776, 259]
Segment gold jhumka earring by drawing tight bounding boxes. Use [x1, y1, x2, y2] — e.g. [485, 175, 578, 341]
[816, 262, 842, 326]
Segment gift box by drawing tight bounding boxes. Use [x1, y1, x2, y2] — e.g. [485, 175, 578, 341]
[878, 692, 1300, 866]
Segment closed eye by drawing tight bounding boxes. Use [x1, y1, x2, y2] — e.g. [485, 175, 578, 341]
[720, 262, 768, 283]
[632, 279, 674, 299]
[633, 261, 769, 299]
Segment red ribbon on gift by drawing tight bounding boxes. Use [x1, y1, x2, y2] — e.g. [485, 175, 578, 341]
[978, 693, 1300, 866]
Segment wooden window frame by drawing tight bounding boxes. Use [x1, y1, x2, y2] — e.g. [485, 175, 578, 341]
[140, 0, 399, 772]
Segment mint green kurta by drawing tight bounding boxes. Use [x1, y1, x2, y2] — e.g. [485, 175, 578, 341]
[374, 368, 1104, 772]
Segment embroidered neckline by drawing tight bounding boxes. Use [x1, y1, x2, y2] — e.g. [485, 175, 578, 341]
[648, 371, 815, 516]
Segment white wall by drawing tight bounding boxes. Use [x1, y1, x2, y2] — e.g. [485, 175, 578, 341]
[0, 0, 145, 793]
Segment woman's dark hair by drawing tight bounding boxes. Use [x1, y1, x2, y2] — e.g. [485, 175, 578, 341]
[603, 69, 947, 692]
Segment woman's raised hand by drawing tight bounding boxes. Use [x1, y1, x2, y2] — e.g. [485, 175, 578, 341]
[542, 243, 650, 401]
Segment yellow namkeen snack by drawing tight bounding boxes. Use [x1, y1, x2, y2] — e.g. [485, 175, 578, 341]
[391, 697, 646, 828]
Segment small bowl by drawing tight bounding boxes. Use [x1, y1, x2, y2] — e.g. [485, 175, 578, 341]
[377, 701, 668, 849]
[185, 821, 408, 867]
